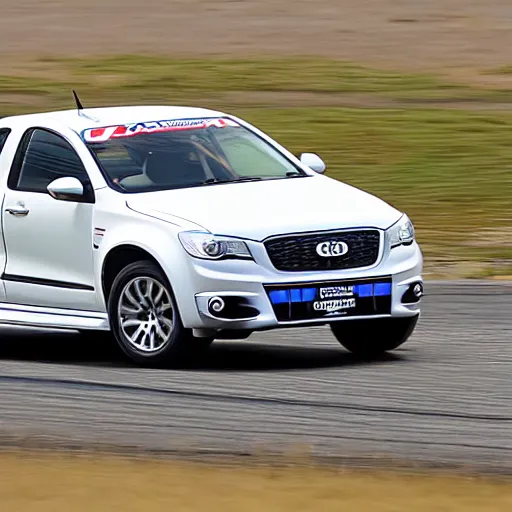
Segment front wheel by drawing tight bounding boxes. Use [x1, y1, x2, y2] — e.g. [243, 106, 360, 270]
[108, 260, 213, 367]
[330, 316, 419, 357]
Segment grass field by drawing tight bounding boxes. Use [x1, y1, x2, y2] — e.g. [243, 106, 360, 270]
[1, 56, 511, 278]
[1, 451, 511, 512]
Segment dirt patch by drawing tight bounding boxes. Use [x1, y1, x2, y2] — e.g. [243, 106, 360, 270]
[2, 0, 512, 76]
[0, 451, 511, 512]
[221, 91, 512, 109]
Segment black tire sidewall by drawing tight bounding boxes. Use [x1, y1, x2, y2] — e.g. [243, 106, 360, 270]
[330, 316, 419, 356]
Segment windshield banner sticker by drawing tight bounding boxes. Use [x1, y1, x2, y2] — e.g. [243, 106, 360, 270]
[82, 117, 240, 142]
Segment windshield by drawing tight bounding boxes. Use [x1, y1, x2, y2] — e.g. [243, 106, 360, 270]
[82, 117, 307, 193]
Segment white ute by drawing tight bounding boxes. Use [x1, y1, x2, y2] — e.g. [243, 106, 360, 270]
[0, 105, 424, 366]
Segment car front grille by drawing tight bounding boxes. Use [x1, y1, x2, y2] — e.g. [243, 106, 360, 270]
[264, 229, 381, 272]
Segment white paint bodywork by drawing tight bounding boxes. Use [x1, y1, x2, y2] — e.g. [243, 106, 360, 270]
[0, 106, 423, 333]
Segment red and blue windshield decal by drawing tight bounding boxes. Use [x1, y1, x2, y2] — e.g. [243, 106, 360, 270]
[81, 117, 239, 143]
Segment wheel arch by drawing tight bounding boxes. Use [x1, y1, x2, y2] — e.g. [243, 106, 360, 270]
[101, 243, 166, 304]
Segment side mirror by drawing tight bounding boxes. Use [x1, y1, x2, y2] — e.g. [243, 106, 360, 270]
[300, 153, 326, 174]
[47, 177, 84, 202]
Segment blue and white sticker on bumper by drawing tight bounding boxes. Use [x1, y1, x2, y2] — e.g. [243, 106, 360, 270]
[265, 278, 392, 322]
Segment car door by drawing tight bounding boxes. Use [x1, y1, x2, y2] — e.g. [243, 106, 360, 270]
[2, 127, 98, 311]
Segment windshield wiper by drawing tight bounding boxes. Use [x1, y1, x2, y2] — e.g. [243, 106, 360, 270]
[286, 171, 306, 178]
[202, 178, 230, 185]
[201, 176, 262, 186]
[231, 176, 263, 183]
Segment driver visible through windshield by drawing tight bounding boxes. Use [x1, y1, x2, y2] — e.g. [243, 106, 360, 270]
[82, 117, 307, 192]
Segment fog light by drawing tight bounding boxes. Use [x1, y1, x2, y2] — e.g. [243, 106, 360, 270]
[413, 283, 424, 298]
[208, 296, 225, 314]
[401, 282, 424, 304]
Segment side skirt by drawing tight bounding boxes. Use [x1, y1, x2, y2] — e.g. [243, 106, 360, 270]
[0, 303, 110, 331]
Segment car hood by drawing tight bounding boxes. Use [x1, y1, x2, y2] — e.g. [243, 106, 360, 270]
[126, 175, 402, 241]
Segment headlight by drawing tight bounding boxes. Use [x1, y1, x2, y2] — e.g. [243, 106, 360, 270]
[178, 231, 252, 260]
[388, 214, 415, 248]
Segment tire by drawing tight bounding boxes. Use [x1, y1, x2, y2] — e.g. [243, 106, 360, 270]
[107, 260, 213, 367]
[330, 316, 419, 357]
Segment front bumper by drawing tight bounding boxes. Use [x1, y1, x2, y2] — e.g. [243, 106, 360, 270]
[173, 238, 423, 333]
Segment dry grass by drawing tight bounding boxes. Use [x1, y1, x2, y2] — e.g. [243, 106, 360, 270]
[0, 451, 511, 511]
[3, 0, 512, 77]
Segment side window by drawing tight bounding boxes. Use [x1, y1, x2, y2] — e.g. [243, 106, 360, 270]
[0, 129, 11, 154]
[9, 128, 89, 194]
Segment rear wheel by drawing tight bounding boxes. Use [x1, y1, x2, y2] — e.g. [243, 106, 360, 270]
[108, 260, 213, 367]
[330, 316, 419, 357]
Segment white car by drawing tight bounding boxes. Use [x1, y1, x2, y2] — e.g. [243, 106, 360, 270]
[0, 104, 423, 366]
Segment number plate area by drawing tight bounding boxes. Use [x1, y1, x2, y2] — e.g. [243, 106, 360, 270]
[265, 277, 392, 322]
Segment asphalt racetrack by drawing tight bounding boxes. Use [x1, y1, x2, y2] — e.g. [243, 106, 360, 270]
[0, 281, 510, 472]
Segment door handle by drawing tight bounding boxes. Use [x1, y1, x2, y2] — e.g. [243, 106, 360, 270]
[5, 206, 30, 217]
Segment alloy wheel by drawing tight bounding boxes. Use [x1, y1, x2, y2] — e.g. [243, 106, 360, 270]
[117, 276, 175, 353]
